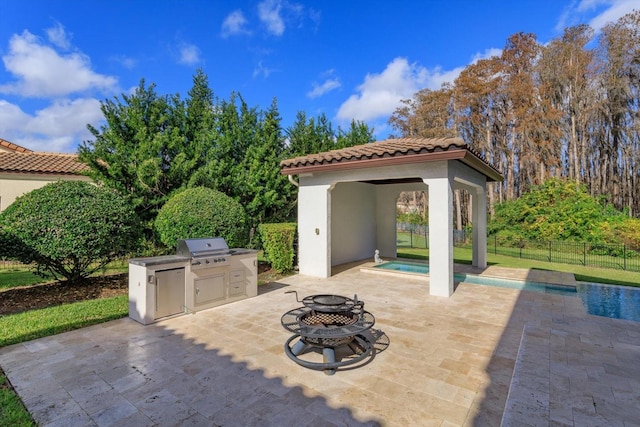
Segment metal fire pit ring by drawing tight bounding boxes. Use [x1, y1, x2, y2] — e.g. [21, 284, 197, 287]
[281, 304, 376, 375]
[281, 307, 375, 339]
[284, 333, 373, 373]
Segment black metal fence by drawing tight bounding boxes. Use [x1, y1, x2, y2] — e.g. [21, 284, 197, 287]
[396, 223, 640, 272]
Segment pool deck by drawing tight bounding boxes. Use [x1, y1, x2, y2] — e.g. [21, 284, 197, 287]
[1, 261, 639, 426]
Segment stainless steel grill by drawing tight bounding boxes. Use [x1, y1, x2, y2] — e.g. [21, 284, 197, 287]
[177, 237, 231, 270]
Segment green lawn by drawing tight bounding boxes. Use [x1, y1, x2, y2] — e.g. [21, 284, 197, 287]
[0, 260, 128, 291]
[0, 372, 34, 427]
[397, 247, 640, 287]
[0, 270, 53, 290]
[0, 295, 128, 348]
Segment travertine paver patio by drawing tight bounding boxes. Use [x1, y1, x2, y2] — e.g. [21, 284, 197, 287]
[1, 261, 639, 426]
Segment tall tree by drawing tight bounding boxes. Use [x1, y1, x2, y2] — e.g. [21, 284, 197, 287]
[78, 80, 180, 231]
[537, 25, 595, 183]
[336, 119, 375, 148]
[389, 85, 456, 138]
[242, 99, 295, 224]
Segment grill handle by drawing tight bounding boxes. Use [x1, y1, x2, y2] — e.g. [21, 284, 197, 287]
[285, 290, 302, 302]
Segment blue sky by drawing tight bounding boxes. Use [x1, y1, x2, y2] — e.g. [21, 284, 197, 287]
[0, 0, 637, 153]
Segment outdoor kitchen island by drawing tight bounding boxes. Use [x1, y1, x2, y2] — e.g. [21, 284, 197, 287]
[128, 237, 258, 325]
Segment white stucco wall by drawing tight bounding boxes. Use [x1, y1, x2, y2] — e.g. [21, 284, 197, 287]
[294, 159, 491, 296]
[297, 180, 332, 277]
[0, 174, 92, 211]
[330, 182, 376, 266]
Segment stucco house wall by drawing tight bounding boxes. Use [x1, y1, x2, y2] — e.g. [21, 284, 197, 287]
[0, 138, 91, 212]
[0, 173, 92, 211]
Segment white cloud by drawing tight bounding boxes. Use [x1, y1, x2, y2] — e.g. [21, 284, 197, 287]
[0, 98, 103, 153]
[258, 0, 285, 36]
[588, 0, 638, 31]
[336, 50, 506, 124]
[307, 70, 341, 98]
[253, 61, 275, 78]
[46, 21, 71, 50]
[557, 0, 637, 33]
[0, 25, 113, 152]
[471, 48, 503, 63]
[336, 57, 432, 122]
[222, 10, 250, 38]
[307, 78, 340, 98]
[178, 43, 201, 65]
[0, 30, 117, 97]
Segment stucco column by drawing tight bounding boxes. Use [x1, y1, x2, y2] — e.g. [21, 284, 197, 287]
[375, 185, 401, 259]
[297, 183, 332, 278]
[425, 176, 454, 297]
[472, 187, 487, 268]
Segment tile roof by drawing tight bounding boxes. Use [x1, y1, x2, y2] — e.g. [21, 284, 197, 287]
[0, 138, 33, 153]
[0, 151, 89, 175]
[280, 137, 503, 181]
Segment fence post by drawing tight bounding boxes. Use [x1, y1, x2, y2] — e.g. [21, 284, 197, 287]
[583, 243, 586, 266]
[410, 229, 413, 248]
[548, 241, 552, 262]
[520, 240, 523, 258]
[494, 235, 497, 254]
[624, 244, 627, 271]
[425, 228, 428, 249]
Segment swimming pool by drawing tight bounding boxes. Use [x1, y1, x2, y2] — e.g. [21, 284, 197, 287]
[372, 260, 640, 322]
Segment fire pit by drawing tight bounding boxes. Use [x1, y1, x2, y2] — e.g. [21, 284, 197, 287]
[281, 291, 376, 375]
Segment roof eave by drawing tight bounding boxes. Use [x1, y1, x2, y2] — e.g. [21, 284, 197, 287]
[281, 149, 503, 182]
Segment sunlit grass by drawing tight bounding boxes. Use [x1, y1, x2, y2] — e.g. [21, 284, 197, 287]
[0, 260, 128, 291]
[0, 295, 128, 348]
[0, 371, 35, 427]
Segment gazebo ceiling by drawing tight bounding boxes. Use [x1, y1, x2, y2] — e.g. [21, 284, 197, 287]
[280, 137, 503, 182]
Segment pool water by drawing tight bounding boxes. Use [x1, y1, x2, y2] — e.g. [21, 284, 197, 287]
[373, 261, 640, 322]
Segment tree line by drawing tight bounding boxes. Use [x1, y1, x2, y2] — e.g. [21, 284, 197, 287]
[79, 70, 374, 245]
[390, 10, 640, 221]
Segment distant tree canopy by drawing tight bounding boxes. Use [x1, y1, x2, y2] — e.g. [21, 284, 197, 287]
[390, 10, 640, 221]
[488, 179, 640, 247]
[79, 69, 374, 247]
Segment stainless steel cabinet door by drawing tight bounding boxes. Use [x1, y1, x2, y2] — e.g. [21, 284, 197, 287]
[155, 268, 185, 319]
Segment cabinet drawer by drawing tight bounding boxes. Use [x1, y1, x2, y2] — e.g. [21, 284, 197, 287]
[229, 269, 244, 283]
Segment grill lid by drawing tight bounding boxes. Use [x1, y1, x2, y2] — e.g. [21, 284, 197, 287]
[176, 237, 230, 257]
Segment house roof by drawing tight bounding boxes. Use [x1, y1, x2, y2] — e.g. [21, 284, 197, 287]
[280, 137, 503, 182]
[0, 151, 89, 175]
[0, 138, 33, 153]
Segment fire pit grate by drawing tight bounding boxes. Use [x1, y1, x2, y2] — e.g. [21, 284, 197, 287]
[281, 292, 377, 375]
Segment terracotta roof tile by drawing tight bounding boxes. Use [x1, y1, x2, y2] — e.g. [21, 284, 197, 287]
[280, 137, 502, 181]
[0, 138, 33, 153]
[0, 151, 89, 175]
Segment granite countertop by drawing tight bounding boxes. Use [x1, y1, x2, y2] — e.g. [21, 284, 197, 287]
[229, 248, 259, 255]
[128, 254, 190, 267]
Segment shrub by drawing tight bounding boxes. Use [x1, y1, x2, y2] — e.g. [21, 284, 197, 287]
[155, 187, 247, 248]
[258, 223, 296, 273]
[0, 181, 141, 283]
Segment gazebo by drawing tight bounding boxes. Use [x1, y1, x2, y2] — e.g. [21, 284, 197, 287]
[280, 137, 503, 297]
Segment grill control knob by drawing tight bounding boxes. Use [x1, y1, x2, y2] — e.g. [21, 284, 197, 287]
[205, 260, 210, 264]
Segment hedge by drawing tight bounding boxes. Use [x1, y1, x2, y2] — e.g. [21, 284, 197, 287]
[258, 223, 296, 273]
